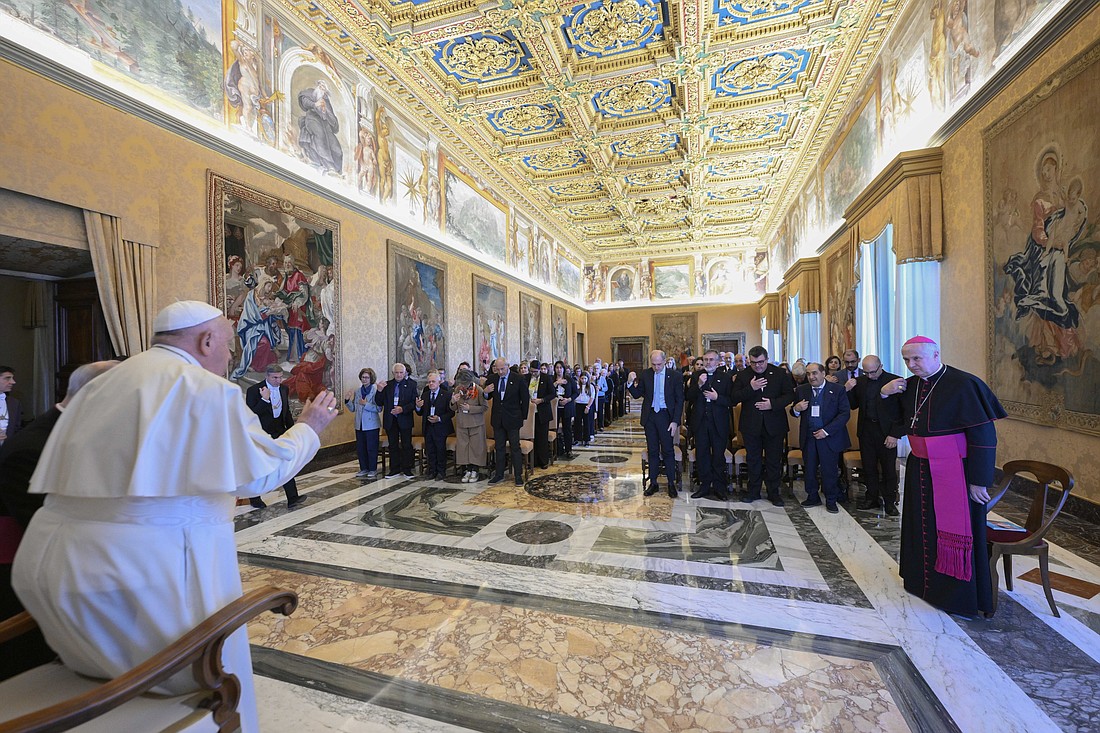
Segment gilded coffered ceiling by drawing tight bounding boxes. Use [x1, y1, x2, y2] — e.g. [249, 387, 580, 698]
[285, 0, 902, 260]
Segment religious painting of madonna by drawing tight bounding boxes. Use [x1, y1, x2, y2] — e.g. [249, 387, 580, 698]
[985, 43, 1100, 436]
[389, 241, 447, 382]
[207, 172, 341, 406]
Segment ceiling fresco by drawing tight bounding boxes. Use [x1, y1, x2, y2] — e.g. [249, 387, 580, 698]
[297, 0, 903, 260]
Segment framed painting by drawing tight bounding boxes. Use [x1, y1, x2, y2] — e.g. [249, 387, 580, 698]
[520, 292, 543, 362]
[652, 313, 696, 368]
[388, 240, 447, 383]
[653, 262, 691, 300]
[442, 161, 509, 262]
[207, 171, 341, 405]
[986, 42, 1100, 436]
[822, 73, 881, 226]
[551, 304, 568, 363]
[826, 244, 855, 360]
[473, 275, 508, 368]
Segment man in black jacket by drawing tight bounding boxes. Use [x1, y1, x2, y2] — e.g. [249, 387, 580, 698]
[246, 365, 304, 507]
[628, 350, 684, 497]
[484, 358, 530, 486]
[847, 355, 904, 514]
[685, 350, 734, 500]
[415, 369, 453, 481]
[527, 360, 555, 469]
[375, 362, 418, 477]
[731, 346, 795, 507]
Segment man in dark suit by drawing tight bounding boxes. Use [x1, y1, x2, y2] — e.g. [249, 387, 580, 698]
[791, 362, 851, 513]
[415, 369, 453, 481]
[484, 358, 529, 486]
[246, 365, 304, 508]
[627, 350, 684, 497]
[732, 346, 796, 507]
[841, 350, 863, 383]
[526, 360, 555, 469]
[685, 350, 734, 500]
[0, 360, 117, 681]
[553, 361, 578, 458]
[0, 367, 21, 448]
[613, 360, 627, 419]
[375, 362, 418, 477]
[847, 355, 904, 515]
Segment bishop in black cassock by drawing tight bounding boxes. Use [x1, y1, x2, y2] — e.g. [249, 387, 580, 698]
[882, 337, 1006, 617]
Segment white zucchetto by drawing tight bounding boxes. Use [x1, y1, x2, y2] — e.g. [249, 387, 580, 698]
[152, 300, 224, 333]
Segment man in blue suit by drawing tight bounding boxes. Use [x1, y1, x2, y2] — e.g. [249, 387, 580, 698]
[627, 350, 685, 497]
[791, 362, 851, 513]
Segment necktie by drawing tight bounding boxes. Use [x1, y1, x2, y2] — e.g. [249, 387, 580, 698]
[499, 377, 506, 395]
[813, 387, 822, 402]
[431, 391, 437, 402]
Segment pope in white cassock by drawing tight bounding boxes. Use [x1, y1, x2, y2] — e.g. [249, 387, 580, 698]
[11, 301, 339, 732]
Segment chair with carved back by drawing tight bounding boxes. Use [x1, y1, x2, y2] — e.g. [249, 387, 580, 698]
[986, 460, 1075, 617]
[0, 586, 297, 733]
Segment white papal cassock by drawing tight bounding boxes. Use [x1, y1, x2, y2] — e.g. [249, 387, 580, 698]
[11, 344, 321, 733]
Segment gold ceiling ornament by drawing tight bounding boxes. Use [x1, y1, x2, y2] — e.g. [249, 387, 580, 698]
[602, 80, 668, 114]
[445, 36, 525, 80]
[613, 131, 677, 158]
[633, 194, 687, 215]
[484, 0, 561, 37]
[574, 0, 654, 52]
[496, 104, 559, 132]
[525, 148, 587, 171]
[724, 53, 802, 91]
[710, 114, 782, 143]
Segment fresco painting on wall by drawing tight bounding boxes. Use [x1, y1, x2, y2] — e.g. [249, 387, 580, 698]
[389, 241, 447, 382]
[826, 245, 856, 359]
[551, 304, 568, 363]
[822, 79, 881, 226]
[208, 171, 341, 406]
[443, 162, 508, 261]
[520, 293, 542, 361]
[473, 275, 508, 367]
[610, 268, 634, 302]
[986, 42, 1100, 436]
[3, 0, 224, 117]
[653, 313, 696, 368]
[653, 263, 691, 300]
[557, 256, 581, 298]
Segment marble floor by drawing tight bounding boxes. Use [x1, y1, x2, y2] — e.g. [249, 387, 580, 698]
[237, 408, 1100, 732]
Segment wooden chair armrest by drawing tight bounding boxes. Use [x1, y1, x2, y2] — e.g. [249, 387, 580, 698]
[0, 585, 297, 733]
[0, 612, 38, 645]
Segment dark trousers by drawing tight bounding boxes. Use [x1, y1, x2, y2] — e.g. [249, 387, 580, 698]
[355, 428, 380, 473]
[424, 423, 447, 476]
[387, 423, 414, 473]
[859, 424, 899, 503]
[534, 416, 551, 467]
[251, 425, 300, 506]
[614, 391, 625, 418]
[558, 408, 574, 453]
[644, 409, 676, 488]
[575, 405, 593, 443]
[804, 437, 842, 504]
[694, 420, 730, 495]
[493, 424, 523, 481]
[743, 428, 784, 499]
[603, 395, 613, 426]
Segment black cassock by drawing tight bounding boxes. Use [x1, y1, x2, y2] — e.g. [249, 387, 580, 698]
[899, 365, 1007, 616]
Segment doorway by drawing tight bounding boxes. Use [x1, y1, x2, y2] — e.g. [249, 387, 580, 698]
[610, 337, 649, 374]
[702, 331, 747, 356]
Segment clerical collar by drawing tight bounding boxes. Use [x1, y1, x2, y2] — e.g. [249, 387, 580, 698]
[152, 343, 200, 366]
[921, 364, 946, 383]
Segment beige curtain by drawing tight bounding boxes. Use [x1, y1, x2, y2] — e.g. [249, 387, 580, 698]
[759, 293, 782, 331]
[783, 261, 822, 313]
[84, 211, 157, 356]
[846, 173, 943, 264]
[23, 281, 54, 415]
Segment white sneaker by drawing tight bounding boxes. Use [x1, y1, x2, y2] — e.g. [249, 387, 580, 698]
[468, 471, 480, 482]
[461, 471, 472, 483]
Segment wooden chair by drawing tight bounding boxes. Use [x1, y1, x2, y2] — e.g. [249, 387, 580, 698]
[732, 404, 748, 490]
[484, 403, 496, 473]
[785, 411, 804, 490]
[517, 401, 536, 481]
[0, 586, 297, 733]
[547, 398, 558, 464]
[409, 418, 425, 475]
[842, 408, 862, 486]
[987, 460, 1075, 617]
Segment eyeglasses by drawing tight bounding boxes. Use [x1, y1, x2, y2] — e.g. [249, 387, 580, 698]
[844, 360, 859, 366]
[749, 358, 768, 365]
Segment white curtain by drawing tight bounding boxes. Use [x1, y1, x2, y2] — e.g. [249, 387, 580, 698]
[800, 312, 821, 365]
[787, 295, 799, 363]
[896, 260, 941, 354]
[85, 211, 157, 356]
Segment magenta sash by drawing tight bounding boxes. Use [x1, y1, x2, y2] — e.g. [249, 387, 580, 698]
[909, 433, 972, 582]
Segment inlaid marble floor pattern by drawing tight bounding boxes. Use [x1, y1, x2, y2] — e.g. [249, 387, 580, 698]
[238, 407, 1100, 732]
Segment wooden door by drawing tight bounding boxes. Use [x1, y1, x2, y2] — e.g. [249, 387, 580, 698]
[618, 342, 645, 374]
[55, 279, 114, 399]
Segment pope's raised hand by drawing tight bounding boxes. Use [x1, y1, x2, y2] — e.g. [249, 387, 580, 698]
[299, 390, 339, 435]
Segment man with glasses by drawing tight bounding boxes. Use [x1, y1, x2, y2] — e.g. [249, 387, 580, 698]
[732, 346, 795, 507]
[686, 350, 734, 500]
[847, 355, 904, 515]
[841, 350, 862, 383]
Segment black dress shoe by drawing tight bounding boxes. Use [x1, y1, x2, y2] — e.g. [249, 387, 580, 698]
[514, 478, 524, 487]
[643, 484, 660, 496]
[385, 471, 401, 477]
[800, 498, 822, 507]
[249, 499, 267, 509]
[826, 503, 839, 514]
[770, 497, 785, 508]
[884, 502, 899, 516]
[741, 494, 761, 503]
[857, 498, 880, 511]
[667, 485, 678, 498]
[838, 492, 850, 504]
[488, 474, 505, 485]
[690, 488, 710, 499]
[287, 497, 307, 509]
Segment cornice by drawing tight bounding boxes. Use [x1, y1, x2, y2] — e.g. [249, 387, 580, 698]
[841, 147, 943, 226]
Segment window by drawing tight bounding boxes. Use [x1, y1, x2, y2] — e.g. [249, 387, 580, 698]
[787, 293, 821, 364]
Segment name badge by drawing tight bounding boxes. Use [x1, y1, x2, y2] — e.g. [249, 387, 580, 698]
[430, 405, 436, 416]
[811, 406, 821, 418]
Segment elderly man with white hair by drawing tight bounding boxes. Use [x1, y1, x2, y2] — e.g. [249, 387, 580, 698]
[11, 301, 339, 732]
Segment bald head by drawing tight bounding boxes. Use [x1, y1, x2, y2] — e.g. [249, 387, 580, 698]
[649, 350, 666, 370]
[492, 357, 510, 376]
[62, 360, 120, 406]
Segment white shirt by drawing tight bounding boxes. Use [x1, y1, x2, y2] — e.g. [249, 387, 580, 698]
[0, 393, 7, 435]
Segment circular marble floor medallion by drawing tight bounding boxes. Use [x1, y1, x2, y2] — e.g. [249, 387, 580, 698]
[505, 520, 574, 545]
[590, 454, 629, 463]
[525, 471, 639, 503]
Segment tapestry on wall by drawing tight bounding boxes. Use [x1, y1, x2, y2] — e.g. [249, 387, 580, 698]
[653, 313, 696, 368]
[827, 245, 856, 360]
[520, 293, 542, 362]
[986, 42, 1100, 436]
[207, 171, 341, 405]
[473, 275, 507, 367]
[551, 304, 568, 363]
[389, 240, 447, 383]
